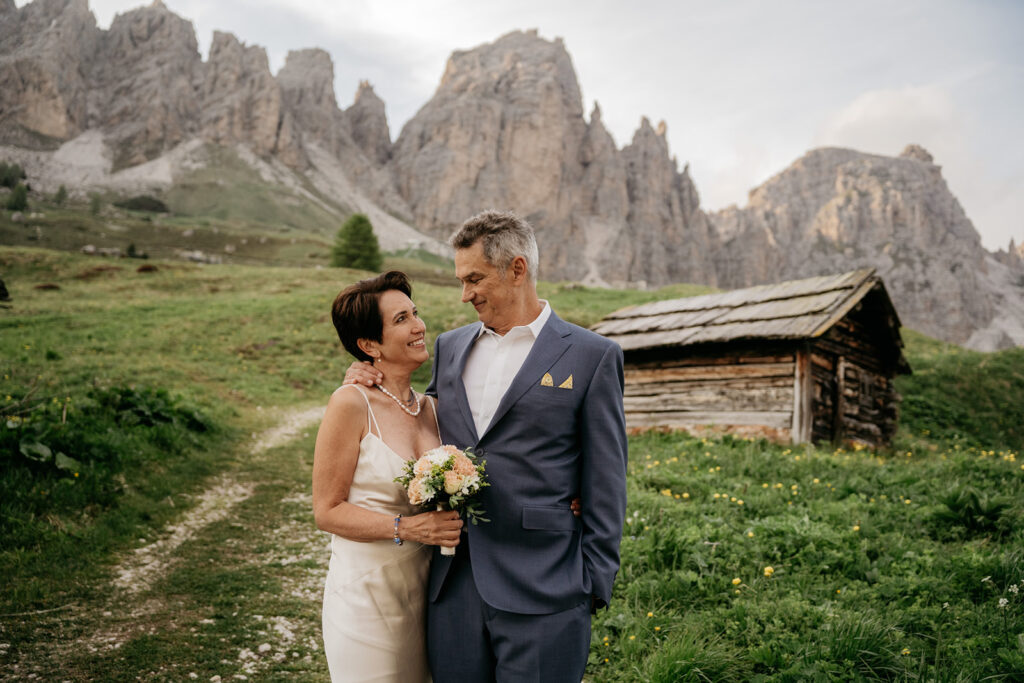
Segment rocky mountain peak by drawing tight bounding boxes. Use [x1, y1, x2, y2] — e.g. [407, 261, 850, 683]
[104, 1, 198, 59]
[201, 31, 280, 156]
[391, 29, 587, 233]
[275, 48, 350, 161]
[91, 0, 202, 167]
[437, 29, 583, 117]
[277, 48, 336, 109]
[710, 145, 995, 344]
[344, 80, 391, 165]
[0, 0, 99, 143]
[900, 143, 934, 164]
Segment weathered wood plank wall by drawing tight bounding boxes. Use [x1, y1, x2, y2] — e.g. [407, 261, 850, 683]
[623, 349, 796, 439]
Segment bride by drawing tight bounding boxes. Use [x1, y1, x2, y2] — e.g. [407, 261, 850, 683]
[312, 271, 462, 682]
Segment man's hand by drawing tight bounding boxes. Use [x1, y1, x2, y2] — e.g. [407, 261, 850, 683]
[344, 360, 383, 387]
[571, 497, 582, 518]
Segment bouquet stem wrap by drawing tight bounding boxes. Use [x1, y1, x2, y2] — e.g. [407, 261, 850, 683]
[438, 503, 456, 556]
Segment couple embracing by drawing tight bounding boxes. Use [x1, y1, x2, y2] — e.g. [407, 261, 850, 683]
[312, 211, 628, 682]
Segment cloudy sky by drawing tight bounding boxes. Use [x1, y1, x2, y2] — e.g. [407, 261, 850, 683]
[45, 0, 1024, 250]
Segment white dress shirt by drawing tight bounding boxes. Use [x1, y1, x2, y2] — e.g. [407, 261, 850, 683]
[462, 301, 552, 437]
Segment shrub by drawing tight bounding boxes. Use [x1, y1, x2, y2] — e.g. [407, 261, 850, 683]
[6, 183, 28, 211]
[53, 185, 68, 206]
[114, 195, 169, 213]
[0, 161, 26, 188]
[89, 193, 102, 216]
[0, 385, 217, 545]
[331, 212, 382, 271]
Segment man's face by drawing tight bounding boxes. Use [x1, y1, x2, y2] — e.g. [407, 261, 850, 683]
[454, 241, 517, 333]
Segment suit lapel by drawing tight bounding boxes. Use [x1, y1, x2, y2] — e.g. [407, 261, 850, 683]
[449, 326, 480, 443]
[481, 313, 573, 440]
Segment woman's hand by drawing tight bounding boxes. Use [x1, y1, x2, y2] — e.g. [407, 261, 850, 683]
[399, 509, 463, 547]
[343, 361, 383, 387]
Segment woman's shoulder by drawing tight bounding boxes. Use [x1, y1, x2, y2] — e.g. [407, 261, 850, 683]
[326, 384, 371, 417]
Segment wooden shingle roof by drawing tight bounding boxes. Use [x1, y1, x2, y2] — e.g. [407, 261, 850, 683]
[593, 268, 906, 360]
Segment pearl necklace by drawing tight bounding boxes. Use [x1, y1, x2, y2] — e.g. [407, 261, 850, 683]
[375, 383, 422, 417]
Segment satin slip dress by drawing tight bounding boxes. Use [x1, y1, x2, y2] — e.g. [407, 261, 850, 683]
[322, 385, 438, 682]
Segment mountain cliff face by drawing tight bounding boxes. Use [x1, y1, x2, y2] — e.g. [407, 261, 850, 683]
[0, 0, 99, 145]
[388, 30, 715, 286]
[0, 0, 1020, 349]
[708, 145, 1003, 345]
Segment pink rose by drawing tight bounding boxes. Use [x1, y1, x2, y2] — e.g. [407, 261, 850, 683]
[443, 471, 464, 495]
[408, 476, 427, 505]
[413, 456, 433, 476]
[452, 453, 476, 476]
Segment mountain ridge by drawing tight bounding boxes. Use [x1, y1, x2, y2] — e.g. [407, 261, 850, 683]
[1, 1, 1021, 349]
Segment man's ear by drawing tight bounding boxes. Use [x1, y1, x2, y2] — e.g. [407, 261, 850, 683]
[510, 255, 529, 283]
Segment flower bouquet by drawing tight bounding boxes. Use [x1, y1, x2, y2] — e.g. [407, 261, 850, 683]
[395, 444, 489, 555]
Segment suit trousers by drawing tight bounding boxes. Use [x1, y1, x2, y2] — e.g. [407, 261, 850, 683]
[427, 541, 591, 683]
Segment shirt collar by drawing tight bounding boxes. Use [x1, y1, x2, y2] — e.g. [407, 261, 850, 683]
[476, 300, 552, 340]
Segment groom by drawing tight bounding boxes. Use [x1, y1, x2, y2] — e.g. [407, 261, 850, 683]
[353, 210, 627, 681]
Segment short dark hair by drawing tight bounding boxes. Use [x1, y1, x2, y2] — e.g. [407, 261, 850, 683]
[450, 210, 539, 282]
[331, 271, 412, 362]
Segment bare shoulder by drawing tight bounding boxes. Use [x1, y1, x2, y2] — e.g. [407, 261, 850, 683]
[324, 385, 369, 426]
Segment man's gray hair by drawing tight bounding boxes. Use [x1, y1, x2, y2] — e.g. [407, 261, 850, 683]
[450, 210, 539, 282]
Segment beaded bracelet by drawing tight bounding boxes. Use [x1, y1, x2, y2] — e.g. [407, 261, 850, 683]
[393, 514, 403, 545]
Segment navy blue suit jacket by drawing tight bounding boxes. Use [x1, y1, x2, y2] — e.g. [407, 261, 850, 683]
[425, 311, 628, 615]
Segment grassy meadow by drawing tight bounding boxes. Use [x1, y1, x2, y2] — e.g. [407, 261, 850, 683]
[1, 245, 1022, 681]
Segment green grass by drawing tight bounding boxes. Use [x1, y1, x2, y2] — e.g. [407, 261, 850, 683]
[595, 431, 1023, 681]
[896, 329, 1024, 450]
[2, 245, 1022, 680]
[162, 146, 348, 235]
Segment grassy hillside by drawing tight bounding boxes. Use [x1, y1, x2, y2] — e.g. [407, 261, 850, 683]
[1, 246, 1021, 680]
[897, 329, 1024, 450]
[0, 147, 440, 270]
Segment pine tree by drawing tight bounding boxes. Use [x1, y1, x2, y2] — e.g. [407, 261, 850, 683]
[6, 183, 27, 211]
[331, 213, 382, 271]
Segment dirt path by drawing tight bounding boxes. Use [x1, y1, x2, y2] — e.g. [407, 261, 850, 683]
[2, 404, 328, 681]
[112, 405, 325, 596]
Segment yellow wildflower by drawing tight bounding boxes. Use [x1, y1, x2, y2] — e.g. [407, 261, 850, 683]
[731, 577, 741, 585]
[763, 566, 774, 577]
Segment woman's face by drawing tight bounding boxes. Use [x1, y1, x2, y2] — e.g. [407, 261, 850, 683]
[373, 289, 428, 367]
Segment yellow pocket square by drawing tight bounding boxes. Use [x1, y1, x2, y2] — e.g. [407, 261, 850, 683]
[558, 374, 573, 389]
[541, 372, 554, 386]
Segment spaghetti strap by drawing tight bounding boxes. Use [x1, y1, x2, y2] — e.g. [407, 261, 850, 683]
[340, 385, 381, 439]
[428, 396, 441, 442]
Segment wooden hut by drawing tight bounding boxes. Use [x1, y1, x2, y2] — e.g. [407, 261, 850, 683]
[592, 268, 911, 447]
